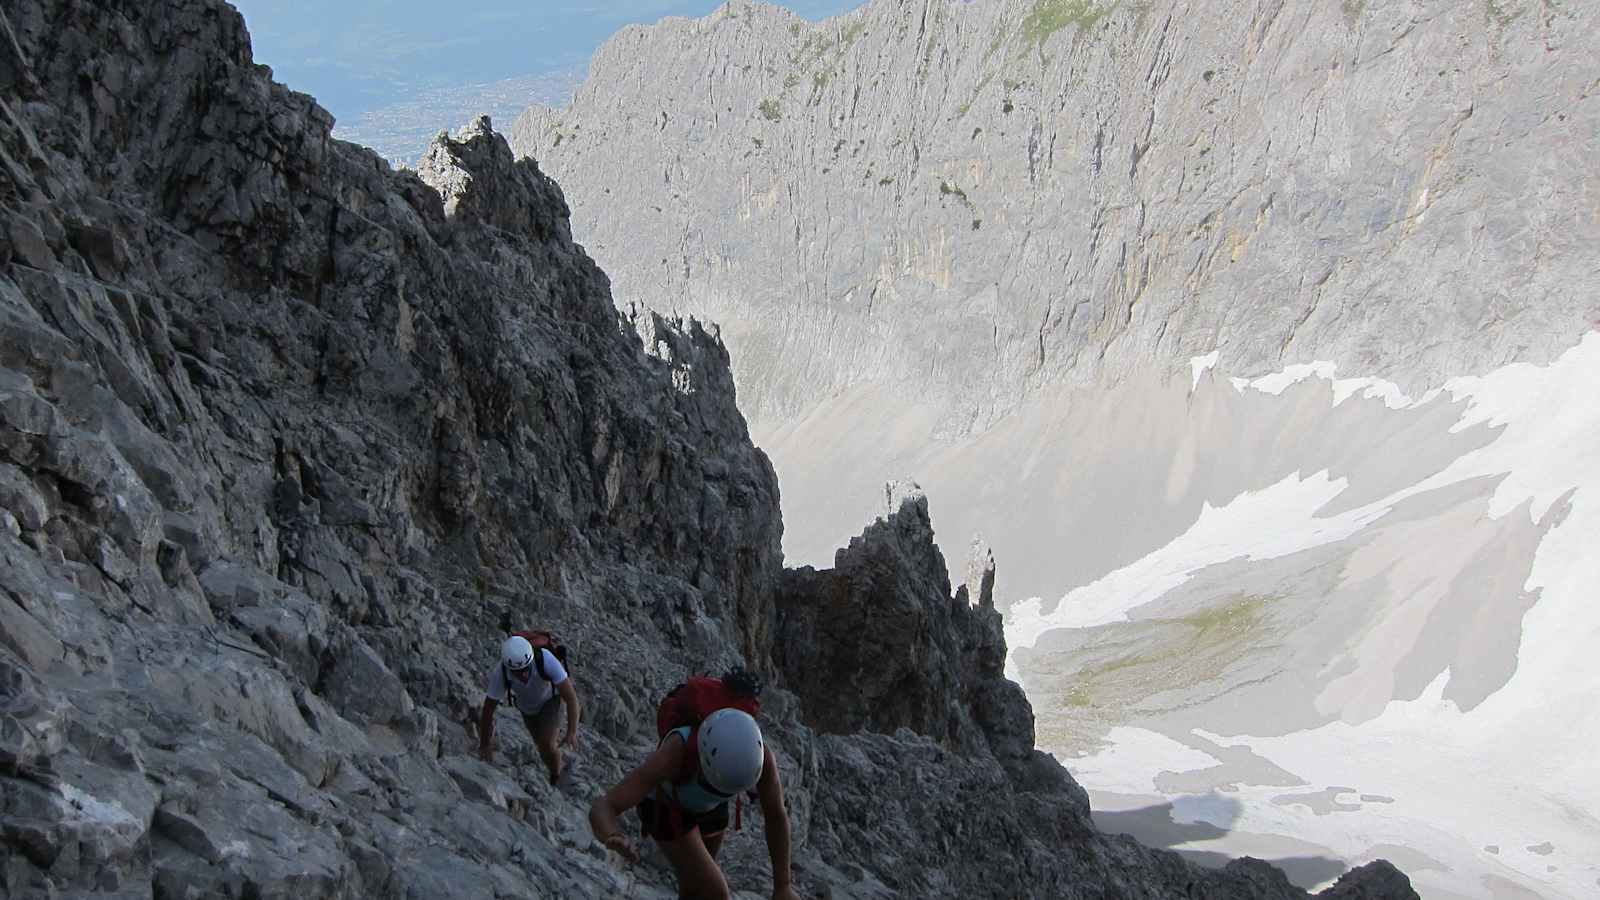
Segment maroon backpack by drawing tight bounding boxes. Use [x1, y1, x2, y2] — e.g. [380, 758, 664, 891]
[496, 608, 568, 684]
[508, 629, 567, 682]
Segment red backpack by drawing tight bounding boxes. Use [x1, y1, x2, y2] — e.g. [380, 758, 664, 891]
[654, 672, 762, 829]
[655, 674, 760, 739]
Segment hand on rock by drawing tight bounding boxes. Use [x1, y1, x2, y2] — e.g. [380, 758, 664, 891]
[772, 885, 801, 900]
[561, 730, 579, 750]
[478, 744, 493, 763]
[601, 832, 638, 863]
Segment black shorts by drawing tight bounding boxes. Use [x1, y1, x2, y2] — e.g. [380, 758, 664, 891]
[520, 695, 562, 742]
[638, 794, 729, 843]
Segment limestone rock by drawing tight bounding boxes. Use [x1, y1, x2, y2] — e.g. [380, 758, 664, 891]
[513, 0, 1598, 431]
[441, 754, 534, 819]
[961, 533, 995, 609]
[0, 464, 45, 531]
[318, 631, 416, 728]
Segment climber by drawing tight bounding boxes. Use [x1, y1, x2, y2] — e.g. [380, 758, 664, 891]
[589, 676, 798, 900]
[478, 633, 581, 785]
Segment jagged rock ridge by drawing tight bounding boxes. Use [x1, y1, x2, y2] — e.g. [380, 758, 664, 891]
[1, 1, 1414, 897]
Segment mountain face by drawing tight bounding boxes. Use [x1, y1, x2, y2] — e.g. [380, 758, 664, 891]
[509, 0, 1598, 414]
[510, 1, 1600, 897]
[0, 1, 1417, 898]
[510, 0, 1597, 569]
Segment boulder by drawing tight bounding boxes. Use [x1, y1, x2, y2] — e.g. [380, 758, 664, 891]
[317, 631, 415, 729]
[0, 465, 46, 531]
[441, 753, 533, 820]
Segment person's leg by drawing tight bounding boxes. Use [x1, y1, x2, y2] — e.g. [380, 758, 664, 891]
[698, 802, 730, 859]
[524, 695, 563, 783]
[637, 796, 658, 838]
[658, 828, 731, 900]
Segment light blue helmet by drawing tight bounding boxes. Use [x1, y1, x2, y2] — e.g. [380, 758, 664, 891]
[698, 708, 764, 795]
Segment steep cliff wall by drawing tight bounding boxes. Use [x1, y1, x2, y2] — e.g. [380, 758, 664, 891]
[0, 1, 1414, 897]
[513, 0, 1598, 433]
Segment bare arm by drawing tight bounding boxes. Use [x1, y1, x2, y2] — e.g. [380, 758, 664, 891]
[477, 697, 498, 759]
[589, 734, 684, 861]
[558, 676, 580, 746]
[756, 746, 792, 893]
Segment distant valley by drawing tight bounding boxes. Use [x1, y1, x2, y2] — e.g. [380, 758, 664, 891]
[336, 67, 582, 166]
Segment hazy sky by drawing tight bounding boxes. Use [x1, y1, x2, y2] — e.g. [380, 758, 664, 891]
[230, 1, 863, 120]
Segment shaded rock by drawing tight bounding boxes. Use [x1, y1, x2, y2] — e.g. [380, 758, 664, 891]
[199, 561, 281, 615]
[0, 654, 68, 771]
[227, 582, 331, 683]
[0, 587, 62, 672]
[152, 784, 353, 898]
[1319, 861, 1418, 899]
[317, 631, 415, 729]
[136, 645, 334, 785]
[0, 464, 46, 531]
[774, 485, 991, 750]
[6, 216, 52, 270]
[416, 114, 572, 243]
[1, 756, 159, 883]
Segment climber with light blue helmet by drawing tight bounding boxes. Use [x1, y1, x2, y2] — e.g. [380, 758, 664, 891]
[588, 670, 797, 900]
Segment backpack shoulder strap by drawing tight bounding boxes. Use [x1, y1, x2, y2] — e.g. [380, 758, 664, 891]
[659, 725, 697, 785]
[499, 663, 520, 712]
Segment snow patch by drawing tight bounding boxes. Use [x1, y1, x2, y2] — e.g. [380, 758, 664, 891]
[1328, 375, 1425, 410]
[1007, 469, 1382, 644]
[1237, 359, 1424, 410]
[1246, 361, 1336, 395]
[1192, 665, 1599, 898]
[1052, 727, 1220, 794]
[1433, 334, 1600, 522]
[1025, 332, 1600, 899]
[1190, 351, 1220, 392]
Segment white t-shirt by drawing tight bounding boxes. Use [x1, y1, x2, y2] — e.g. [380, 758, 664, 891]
[484, 649, 568, 712]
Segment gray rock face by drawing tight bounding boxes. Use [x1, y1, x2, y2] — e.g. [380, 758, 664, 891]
[0, 0, 1415, 898]
[510, 0, 1598, 427]
[1317, 861, 1419, 900]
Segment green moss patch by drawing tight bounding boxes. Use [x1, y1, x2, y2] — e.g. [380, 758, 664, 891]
[1022, 0, 1115, 49]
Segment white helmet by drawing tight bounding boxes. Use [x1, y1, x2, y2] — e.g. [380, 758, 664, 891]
[697, 708, 764, 796]
[501, 635, 535, 671]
